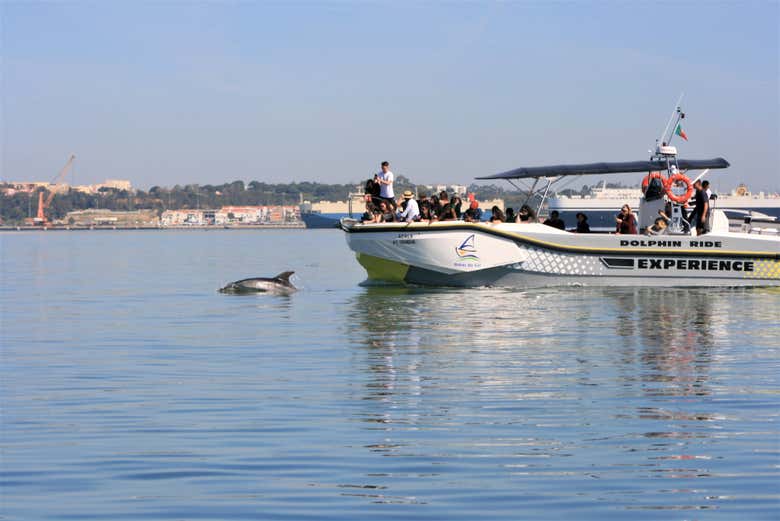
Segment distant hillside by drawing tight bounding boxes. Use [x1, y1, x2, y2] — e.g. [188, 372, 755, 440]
[0, 177, 626, 224]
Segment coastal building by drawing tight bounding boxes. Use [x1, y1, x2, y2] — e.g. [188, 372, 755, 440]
[160, 209, 206, 226]
[216, 206, 266, 224]
[65, 209, 159, 226]
[1, 182, 70, 196]
[2, 179, 134, 195]
[72, 179, 133, 194]
[161, 205, 300, 226]
[420, 184, 468, 197]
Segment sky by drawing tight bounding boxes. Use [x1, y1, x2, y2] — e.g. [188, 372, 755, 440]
[1, 1, 778, 192]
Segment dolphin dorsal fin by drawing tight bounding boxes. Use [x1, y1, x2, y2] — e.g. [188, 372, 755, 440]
[274, 271, 295, 283]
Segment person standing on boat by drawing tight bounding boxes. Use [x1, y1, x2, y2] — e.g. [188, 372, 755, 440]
[364, 175, 382, 206]
[689, 179, 709, 235]
[702, 180, 713, 201]
[616, 204, 637, 234]
[397, 190, 420, 223]
[702, 179, 715, 225]
[376, 161, 396, 210]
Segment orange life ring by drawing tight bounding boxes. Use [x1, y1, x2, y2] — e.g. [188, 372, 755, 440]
[641, 172, 664, 193]
[664, 173, 694, 204]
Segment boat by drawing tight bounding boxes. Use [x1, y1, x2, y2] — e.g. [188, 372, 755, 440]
[299, 192, 365, 229]
[300, 210, 343, 229]
[340, 117, 780, 288]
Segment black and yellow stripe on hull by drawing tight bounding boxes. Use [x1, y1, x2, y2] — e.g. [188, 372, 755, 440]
[343, 222, 779, 260]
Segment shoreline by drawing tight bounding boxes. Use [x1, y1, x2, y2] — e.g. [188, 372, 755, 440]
[0, 223, 307, 232]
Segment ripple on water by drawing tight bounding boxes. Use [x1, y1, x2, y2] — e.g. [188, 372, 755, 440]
[1, 232, 778, 520]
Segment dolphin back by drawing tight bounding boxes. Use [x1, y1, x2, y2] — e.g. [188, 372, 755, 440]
[273, 271, 295, 286]
[219, 271, 296, 294]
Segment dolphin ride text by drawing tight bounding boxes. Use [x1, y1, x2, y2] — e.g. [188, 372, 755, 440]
[620, 239, 723, 248]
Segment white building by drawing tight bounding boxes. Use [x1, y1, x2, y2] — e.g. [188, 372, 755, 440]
[161, 209, 206, 226]
[420, 184, 468, 197]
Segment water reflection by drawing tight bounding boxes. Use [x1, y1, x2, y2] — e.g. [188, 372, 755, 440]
[345, 286, 742, 403]
[342, 286, 779, 508]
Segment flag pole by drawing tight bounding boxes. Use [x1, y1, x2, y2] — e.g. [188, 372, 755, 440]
[659, 92, 684, 145]
[667, 108, 683, 146]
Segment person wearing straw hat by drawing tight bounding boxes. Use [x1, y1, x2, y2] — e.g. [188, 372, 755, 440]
[397, 190, 420, 223]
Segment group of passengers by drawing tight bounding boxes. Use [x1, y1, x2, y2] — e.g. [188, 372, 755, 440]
[362, 161, 483, 224]
[620, 178, 714, 236]
[362, 188, 478, 224]
[361, 162, 599, 232]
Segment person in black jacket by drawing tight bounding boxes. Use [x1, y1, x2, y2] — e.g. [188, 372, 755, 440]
[543, 210, 566, 230]
[364, 176, 382, 206]
[574, 212, 590, 233]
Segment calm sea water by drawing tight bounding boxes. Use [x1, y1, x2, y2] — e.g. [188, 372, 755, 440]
[2, 230, 779, 520]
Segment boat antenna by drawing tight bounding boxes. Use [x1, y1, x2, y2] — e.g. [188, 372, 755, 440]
[658, 92, 684, 146]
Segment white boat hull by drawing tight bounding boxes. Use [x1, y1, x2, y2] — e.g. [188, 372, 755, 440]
[342, 221, 780, 288]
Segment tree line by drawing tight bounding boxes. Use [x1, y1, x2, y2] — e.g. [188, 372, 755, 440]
[0, 177, 628, 223]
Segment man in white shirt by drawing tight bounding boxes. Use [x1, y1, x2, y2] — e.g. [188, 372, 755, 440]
[376, 161, 395, 209]
[397, 190, 420, 222]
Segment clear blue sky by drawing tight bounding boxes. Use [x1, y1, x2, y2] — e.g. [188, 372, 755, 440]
[2, 1, 778, 191]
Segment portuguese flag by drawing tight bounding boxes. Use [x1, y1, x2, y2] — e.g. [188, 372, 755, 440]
[675, 122, 688, 141]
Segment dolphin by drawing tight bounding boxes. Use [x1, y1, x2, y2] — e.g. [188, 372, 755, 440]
[219, 271, 297, 295]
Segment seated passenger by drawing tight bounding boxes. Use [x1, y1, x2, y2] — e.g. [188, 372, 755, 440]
[574, 212, 590, 233]
[361, 201, 380, 223]
[463, 200, 482, 222]
[378, 200, 396, 223]
[451, 196, 463, 219]
[397, 190, 420, 223]
[543, 210, 566, 230]
[518, 204, 536, 223]
[437, 192, 457, 221]
[615, 204, 638, 234]
[429, 194, 441, 217]
[417, 202, 436, 222]
[505, 207, 516, 223]
[646, 217, 669, 235]
[489, 206, 506, 223]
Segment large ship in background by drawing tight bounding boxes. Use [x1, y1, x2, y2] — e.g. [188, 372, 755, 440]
[550, 181, 780, 212]
[549, 182, 780, 231]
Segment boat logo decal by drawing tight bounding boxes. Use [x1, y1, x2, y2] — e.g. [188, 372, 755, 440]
[455, 234, 479, 261]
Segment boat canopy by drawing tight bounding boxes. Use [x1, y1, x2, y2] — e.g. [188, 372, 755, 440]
[476, 158, 730, 180]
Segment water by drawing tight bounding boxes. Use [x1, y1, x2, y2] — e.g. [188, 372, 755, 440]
[2, 230, 779, 520]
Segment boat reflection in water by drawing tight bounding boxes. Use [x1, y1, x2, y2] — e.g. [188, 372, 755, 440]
[342, 286, 779, 515]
